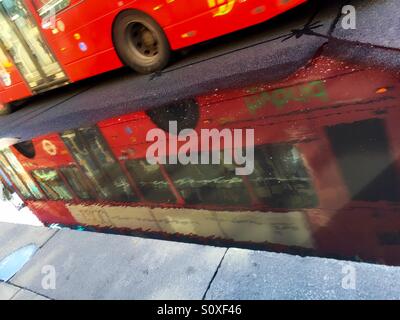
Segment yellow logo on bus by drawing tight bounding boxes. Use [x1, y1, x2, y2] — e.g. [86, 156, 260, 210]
[208, 0, 236, 17]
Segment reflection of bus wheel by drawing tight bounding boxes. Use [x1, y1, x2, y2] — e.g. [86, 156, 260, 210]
[0, 103, 11, 116]
[113, 10, 171, 74]
[14, 140, 36, 159]
[146, 99, 200, 133]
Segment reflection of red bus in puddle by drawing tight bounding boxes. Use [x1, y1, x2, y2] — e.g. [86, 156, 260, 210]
[0, 0, 306, 114]
[1, 54, 400, 265]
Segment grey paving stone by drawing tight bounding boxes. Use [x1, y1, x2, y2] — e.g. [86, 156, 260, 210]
[205, 248, 400, 300]
[11, 289, 49, 300]
[0, 222, 56, 263]
[0, 282, 20, 300]
[11, 229, 225, 300]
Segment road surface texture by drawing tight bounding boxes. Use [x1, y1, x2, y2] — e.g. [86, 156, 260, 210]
[1, 0, 397, 142]
[0, 222, 399, 300]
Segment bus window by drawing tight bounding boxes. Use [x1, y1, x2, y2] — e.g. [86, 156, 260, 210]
[0, 149, 43, 199]
[32, 0, 71, 17]
[31, 169, 73, 201]
[60, 166, 94, 201]
[249, 144, 318, 209]
[0, 152, 33, 199]
[61, 127, 137, 203]
[165, 153, 251, 206]
[326, 118, 399, 202]
[125, 160, 176, 203]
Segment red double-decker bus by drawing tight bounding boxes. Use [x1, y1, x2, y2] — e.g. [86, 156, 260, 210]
[0, 0, 306, 114]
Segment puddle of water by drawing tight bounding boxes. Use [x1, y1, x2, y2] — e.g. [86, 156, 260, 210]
[0, 244, 38, 282]
[1, 41, 400, 266]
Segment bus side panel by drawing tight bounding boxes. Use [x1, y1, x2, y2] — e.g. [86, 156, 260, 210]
[163, 0, 307, 50]
[0, 81, 32, 105]
[99, 111, 161, 161]
[306, 208, 380, 263]
[374, 209, 400, 266]
[26, 200, 78, 226]
[63, 48, 123, 83]
[307, 208, 400, 266]
[0, 41, 33, 104]
[383, 108, 400, 265]
[66, 203, 315, 250]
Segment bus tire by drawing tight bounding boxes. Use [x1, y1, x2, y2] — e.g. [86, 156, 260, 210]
[113, 10, 171, 74]
[0, 102, 11, 116]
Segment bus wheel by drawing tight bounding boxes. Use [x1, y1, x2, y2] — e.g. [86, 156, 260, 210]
[113, 10, 171, 74]
[0, 102, 11, 116]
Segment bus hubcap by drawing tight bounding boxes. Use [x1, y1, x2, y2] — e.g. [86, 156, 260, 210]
[130, 24, 158, 58]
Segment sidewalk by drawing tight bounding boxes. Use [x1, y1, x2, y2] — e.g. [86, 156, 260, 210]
[0, 222, 400, 300]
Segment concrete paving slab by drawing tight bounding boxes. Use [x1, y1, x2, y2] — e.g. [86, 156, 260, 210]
[0, 282, 20, 300]
[205, 248, 400, 300]
[0, 222, 56, 263]
[332, 0, 400, 49]
[11, 229, 226, 300]
[11, 289, 49, 300]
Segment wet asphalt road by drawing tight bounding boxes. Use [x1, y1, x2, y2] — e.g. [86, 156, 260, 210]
[0, 0, 397, 141]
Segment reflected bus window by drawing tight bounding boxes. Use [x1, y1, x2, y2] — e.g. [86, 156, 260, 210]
[125, 160, 176, 203]
[0, 149, 43, 199]
[0, 152, 33, 199]
[165, 153, 251, 206]
[249, 144, 318, 209]
[61, 127, 137, 203]
[31, 169, 73, 201]
[60, 166, 94, 201]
